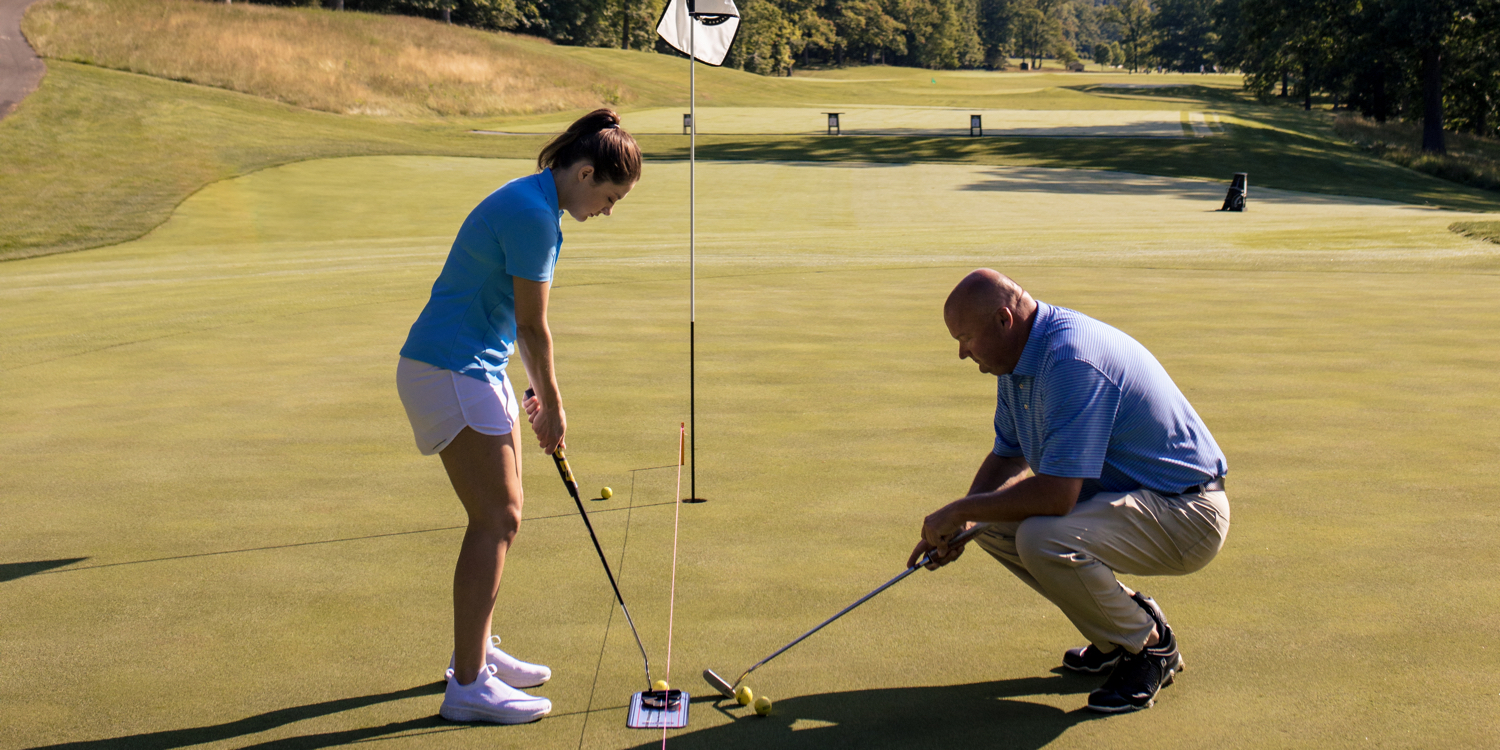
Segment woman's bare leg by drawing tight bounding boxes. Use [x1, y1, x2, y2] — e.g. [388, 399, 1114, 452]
[439, 426, 524, 686]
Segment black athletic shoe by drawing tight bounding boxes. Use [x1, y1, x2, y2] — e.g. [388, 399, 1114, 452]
[1086, 591, 1185, 713]
[1062, 644, 1123, 674]
[1086, 644, 1182, 713]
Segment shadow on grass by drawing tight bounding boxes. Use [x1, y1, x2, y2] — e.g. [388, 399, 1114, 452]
[958, 167, 1222, 197]
[632, 127, 1500, 212]
[0, 558, 88, 582]
[24, 502, 678, 577]
[628, 674, 1105, 750]
[34, 682, 448, 749]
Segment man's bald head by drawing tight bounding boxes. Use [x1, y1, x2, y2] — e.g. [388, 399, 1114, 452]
[944, 269, 1034, 323]
[942, 270, 1037, 377]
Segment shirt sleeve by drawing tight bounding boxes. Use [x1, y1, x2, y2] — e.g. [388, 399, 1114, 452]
[1036, 358, 1121, 479]
[498, 207, 560, 283]
[993, 381, 1023, 457]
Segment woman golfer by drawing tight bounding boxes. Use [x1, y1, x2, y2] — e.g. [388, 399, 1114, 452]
[396, 109, 640, 724]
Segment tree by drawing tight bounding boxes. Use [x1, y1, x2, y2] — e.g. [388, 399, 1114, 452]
[1152, 0, 1217, 71]
[1094, 37, 1114, 68]
[837, 0, 906, 65]
[789, 1, 838, 67]
[1377, 0, 1482, 153]
[728, 0, 797, 75]
[902, 0, 983, 69]
[1055, 39, 1079, 66]
[977, 0, 1019, 68]
[1442, 1, 1500, 136]
[1106, 0, 1156, 72]
[1014, 5, 1060, 69]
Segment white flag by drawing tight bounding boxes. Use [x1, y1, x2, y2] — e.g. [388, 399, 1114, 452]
[656, 0, 741, 67]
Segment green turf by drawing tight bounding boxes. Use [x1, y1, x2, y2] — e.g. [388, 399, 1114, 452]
[4, 157, 1499, 748]
[510, 106, 1198, 138]
[5, 56, 1498, 263]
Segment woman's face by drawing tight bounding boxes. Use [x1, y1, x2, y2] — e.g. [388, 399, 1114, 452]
[557, 163, 634, 222]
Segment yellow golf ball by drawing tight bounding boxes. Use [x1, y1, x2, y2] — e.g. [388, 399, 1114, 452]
[601, 487, 613, 499]
[753, 696, 772, 716]
[652, 679, 669, 692]
[735, 685, 753, 706]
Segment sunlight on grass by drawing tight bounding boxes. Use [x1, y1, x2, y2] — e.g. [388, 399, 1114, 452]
[24, 0, 615, 116]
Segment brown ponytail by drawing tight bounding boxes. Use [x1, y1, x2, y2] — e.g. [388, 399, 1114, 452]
[537, 108, 642, 185]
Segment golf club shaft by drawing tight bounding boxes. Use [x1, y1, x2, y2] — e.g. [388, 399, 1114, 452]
[525, 388, 653, 688]
[730, 522, 992, 687]
[552, 448, 654, 689]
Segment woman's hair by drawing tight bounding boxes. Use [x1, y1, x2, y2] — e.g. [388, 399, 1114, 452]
[537, 109, 642, 185]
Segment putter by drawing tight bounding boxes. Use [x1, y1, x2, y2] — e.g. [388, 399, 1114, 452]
[703, 522, 993, 699]
[526, 387, 654, 691]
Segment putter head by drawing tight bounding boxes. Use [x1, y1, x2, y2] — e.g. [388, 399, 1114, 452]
[640, 689, 684, 710]
[702, 669, 736, 699]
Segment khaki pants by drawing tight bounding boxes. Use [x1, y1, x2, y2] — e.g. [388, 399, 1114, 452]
[974, 488, 1230, 653]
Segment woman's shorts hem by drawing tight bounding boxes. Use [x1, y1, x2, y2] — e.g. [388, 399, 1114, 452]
[396, 357, 519, 456]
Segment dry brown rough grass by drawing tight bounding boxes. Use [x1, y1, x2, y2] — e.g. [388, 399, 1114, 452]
[1333, 113, 1500, 193]
[23, 0, 629, 117]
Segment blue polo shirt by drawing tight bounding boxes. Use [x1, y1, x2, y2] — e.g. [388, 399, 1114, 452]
[993, 302, 1227, 495]
[400, 170, 564, 384]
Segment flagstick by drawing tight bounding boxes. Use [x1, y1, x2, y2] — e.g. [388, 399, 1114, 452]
[686, 16, 704, 503]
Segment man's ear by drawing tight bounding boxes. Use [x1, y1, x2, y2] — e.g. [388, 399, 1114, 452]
[996, 305, 1014, 330]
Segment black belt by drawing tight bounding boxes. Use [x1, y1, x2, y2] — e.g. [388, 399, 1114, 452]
[1176, 477, 1225, 495]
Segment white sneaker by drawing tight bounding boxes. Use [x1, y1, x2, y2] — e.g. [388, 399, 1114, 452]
[439, 663, 551, 724]
[446, 635, 551, 688]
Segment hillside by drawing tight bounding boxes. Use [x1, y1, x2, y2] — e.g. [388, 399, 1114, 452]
[21, 0, 697, 117]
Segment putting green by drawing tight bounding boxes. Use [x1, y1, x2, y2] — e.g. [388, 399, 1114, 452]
[3, 156, 1498, 748]
[494, 106, 1209, 138]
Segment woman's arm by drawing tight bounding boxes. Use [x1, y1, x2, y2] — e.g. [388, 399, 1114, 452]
[514, 277, 565, 453]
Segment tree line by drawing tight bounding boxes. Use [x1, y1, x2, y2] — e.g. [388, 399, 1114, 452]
[241, 0, 1499, 151]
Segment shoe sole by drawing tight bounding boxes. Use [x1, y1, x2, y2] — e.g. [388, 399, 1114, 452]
[1062, 657, 1121, 675]
[444, 672, 551, 689]
[439, 704, 551, 724]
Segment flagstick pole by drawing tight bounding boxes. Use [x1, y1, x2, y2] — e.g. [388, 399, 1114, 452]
[688, 15, 701, 503]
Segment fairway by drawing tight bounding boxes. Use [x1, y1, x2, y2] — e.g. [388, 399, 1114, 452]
[495, 106, 1213, 138]
[4, 157, 1500, 749]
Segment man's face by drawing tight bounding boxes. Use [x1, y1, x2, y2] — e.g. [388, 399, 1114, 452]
[945, 305, 1013, 376]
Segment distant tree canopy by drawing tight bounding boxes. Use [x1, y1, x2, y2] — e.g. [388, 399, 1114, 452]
[1217, 0, 1500, 150]
[248, 0, 1500, 147]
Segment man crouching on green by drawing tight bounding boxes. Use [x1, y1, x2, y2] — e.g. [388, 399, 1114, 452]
[910, 269, 1230, 713]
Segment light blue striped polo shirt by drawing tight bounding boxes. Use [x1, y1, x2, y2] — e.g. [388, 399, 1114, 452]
[400, 170, 564, 385]
[994, 301, 1227, 495]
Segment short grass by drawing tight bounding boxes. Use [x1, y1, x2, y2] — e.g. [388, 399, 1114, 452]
[513, 106, 1195, 137]
[6, 0, 1498, 263]
[3, 157, 1499, 749]
[7, 62, 1499, 263]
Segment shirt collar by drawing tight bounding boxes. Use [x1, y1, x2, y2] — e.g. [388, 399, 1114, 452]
[1011, 301, 1054, 377]
[538, 168, 563, 219]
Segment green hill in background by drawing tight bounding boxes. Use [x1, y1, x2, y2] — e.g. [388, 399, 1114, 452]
[4, 0, 1496, 261]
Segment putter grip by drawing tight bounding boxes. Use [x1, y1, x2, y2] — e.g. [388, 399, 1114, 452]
[919, 522, 991, 567]
[525, 387, 578, 489]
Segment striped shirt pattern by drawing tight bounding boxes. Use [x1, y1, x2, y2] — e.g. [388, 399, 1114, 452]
[994, 302, 1227, 495]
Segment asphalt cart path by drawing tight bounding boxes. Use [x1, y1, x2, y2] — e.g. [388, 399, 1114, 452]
[1, 0, 45, 119]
